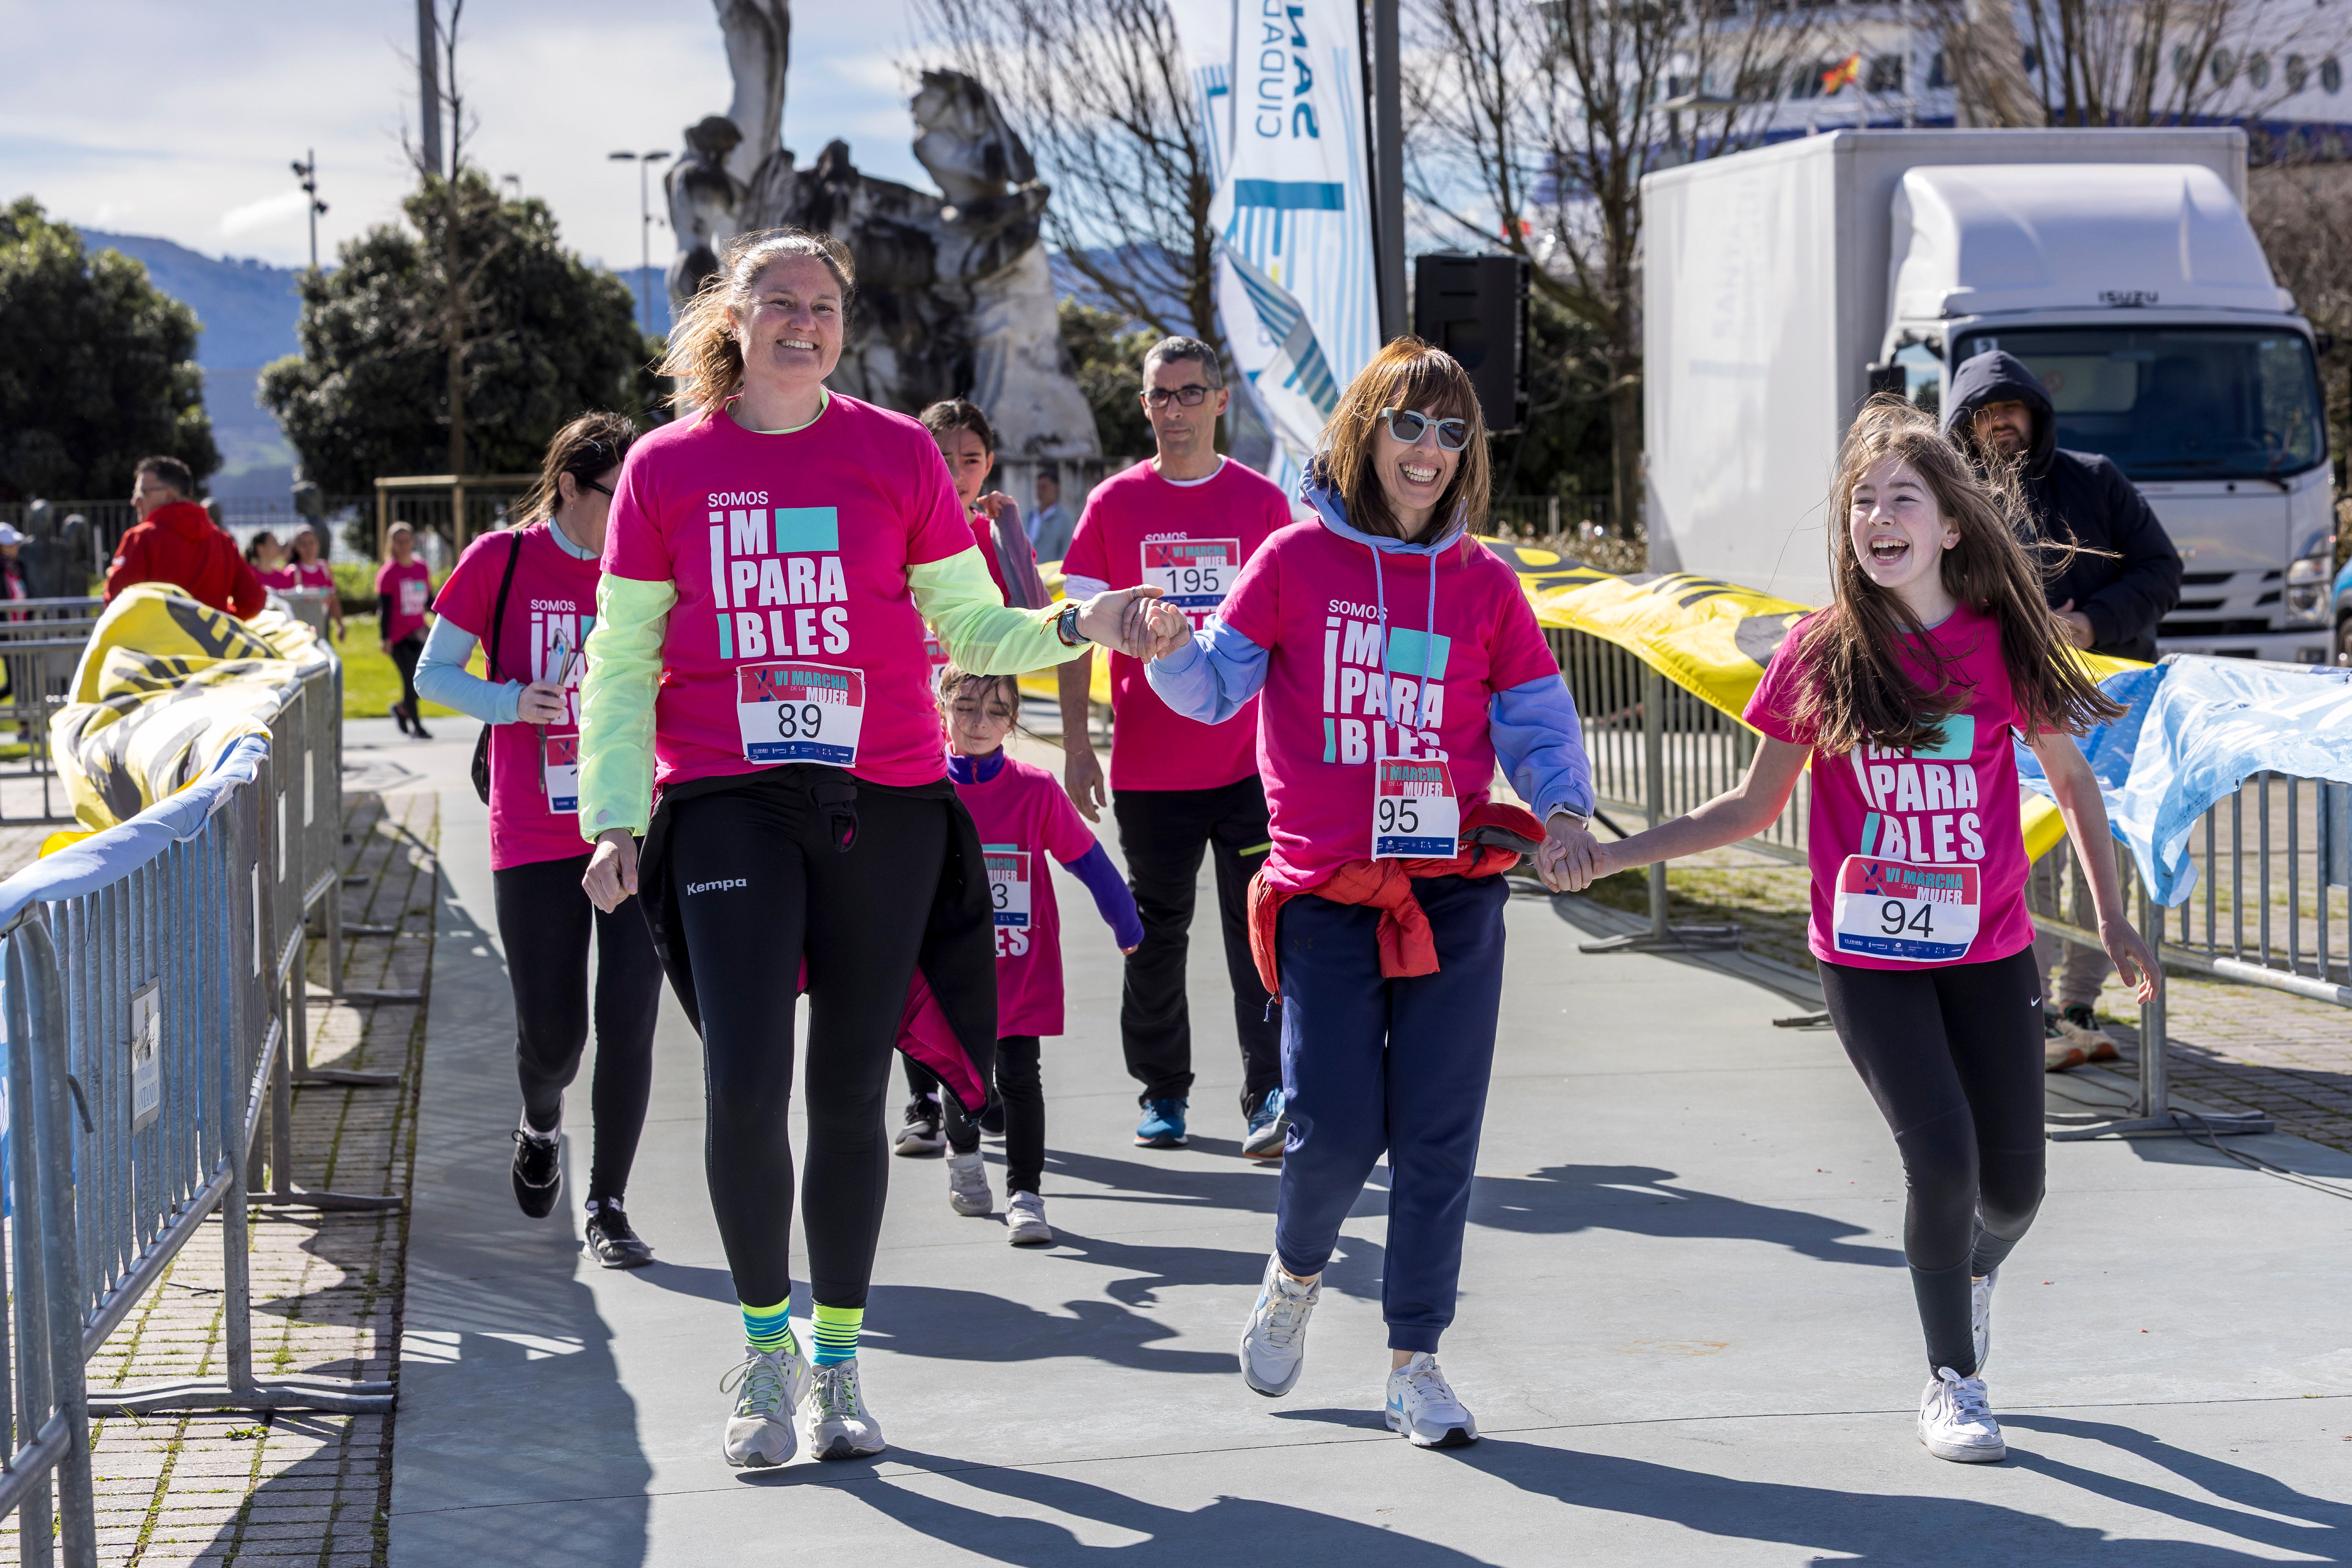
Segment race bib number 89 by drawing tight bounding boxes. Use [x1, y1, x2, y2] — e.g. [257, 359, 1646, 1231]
[737, 661, 865, 767]
[1372, 757, 1461, 859]
[1831, 856, 1980, 963]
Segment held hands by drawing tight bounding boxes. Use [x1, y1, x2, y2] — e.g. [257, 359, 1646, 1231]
[1534, 815, 1608, 894]
[1074, 586, 1169, 658]
[516, 680, 569, 725]
[2100, 914, 2164, 1003]
[1140, 599, 1192, 662]
[582, 828, 639, 913]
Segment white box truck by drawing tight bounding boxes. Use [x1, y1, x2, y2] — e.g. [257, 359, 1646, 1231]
[1642, 128, 2337, 662]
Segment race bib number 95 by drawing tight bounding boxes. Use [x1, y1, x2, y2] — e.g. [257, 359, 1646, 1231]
[1831, 856, 1980, 963]
[737, 661, 865, 767]
[1372, 757, 1460, 859]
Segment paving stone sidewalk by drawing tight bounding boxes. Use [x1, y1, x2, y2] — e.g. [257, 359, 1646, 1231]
[2, 791, 436, 1568]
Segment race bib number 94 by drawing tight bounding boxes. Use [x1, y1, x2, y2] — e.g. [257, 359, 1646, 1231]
[1142, 539, 1240, 619]
[737, 661, 865, 767]
[1831, 856, 1980, 963]
[1372, 757, 1460, 859]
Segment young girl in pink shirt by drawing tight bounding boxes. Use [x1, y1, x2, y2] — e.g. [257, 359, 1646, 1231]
[1570, 398, 2161, 1464]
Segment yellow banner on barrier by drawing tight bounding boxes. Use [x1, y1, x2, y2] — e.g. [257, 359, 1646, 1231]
[52, 585, 331, 832]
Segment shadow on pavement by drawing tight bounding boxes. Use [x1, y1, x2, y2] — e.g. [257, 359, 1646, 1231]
[1466, 1164, 1904, 1267]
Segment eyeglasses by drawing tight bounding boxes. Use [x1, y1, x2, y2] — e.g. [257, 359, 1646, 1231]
[1144, 385, 1213, 408]
[583, 479, 614, 499]
[1379, 408, 1472, 452]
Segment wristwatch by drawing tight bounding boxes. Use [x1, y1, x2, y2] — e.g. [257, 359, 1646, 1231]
[1548, 807, 1591, 833]
[1055, 600, 1085, 648]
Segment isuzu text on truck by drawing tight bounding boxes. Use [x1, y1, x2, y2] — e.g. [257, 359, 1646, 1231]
[1643, 128, 2335, 663]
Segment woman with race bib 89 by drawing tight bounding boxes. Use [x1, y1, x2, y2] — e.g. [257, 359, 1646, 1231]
[1562, 398, 2160, 1464]
[575, 228, 1163, 1470]
[1143, 338, 1600, 1449]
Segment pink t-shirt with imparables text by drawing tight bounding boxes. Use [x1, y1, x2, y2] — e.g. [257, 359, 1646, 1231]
[600, 396, 977, 792]
[1062, 460, 1290, 792]
[1218, 520, 1559, 888]
[375, 559, 433, 644]
[954, 752, 1105, 1036]
[1744, 602, 2036, 971]
[434, 522, 600, 871]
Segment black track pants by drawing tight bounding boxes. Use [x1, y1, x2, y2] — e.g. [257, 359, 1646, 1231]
[493, 852, 663, 1204]
[943, 1036, 1045, 1195]
[388, 630, 424, 715]
[1112, 778, 1281, 1109]
[665, 780, 947, 1309]
[1817, 947, 2047, 1376]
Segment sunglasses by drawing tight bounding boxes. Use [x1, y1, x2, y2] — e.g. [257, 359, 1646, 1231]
[1379, 408, 1472, 452]
[1144, 385, 1214, 408]
[583, 479, 614, 499]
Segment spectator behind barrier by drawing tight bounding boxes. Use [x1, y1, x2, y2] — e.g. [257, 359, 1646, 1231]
[104, 455, 265, 619]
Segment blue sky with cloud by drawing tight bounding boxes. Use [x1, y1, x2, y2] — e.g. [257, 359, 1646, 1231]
[1, 0, 938, 270]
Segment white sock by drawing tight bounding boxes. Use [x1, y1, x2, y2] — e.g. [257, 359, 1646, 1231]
[519, 1107, 560, 1141]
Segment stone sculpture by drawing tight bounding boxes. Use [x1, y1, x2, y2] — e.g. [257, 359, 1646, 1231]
[664, 3, 1098, 467]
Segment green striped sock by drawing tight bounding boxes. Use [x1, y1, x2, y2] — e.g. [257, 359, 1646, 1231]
[741, 1298, 798, 1357]
[810, 1303, 862, 1366]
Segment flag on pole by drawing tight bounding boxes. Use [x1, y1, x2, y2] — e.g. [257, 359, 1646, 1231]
[1166, 0, 1379, 496]
[1821, 52, 1863, 95]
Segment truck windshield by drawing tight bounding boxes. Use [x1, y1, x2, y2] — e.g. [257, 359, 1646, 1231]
[1949, 327, 2326, 481]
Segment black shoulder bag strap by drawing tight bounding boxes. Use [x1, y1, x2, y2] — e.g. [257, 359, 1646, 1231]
[469, 531, 525, 805]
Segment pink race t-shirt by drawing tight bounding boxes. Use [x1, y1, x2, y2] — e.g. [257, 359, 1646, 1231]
[954, 753, 1104, 1036]
[290, 561, 335, 592]
[1062, 460, 1290, 791]
[1219, 520, 1560, 887]
[434, 523, 600, 870]
[258, 565, 299, 591]
[375, 559, 433, 644]
[601, 396, 977, 792]
[1744, 602, 2036, 971]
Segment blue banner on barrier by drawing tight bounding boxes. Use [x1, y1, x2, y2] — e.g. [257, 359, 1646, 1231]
[2017, 659, 2352, 906]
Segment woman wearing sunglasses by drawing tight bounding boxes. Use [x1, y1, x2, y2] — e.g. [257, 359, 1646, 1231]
[415, 411, 668, 1269]
[1142, 338, 1601, 1447]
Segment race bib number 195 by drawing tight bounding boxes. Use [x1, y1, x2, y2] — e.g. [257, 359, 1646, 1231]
[1830, 856, 1980, 963]
[737, 661, 865, 767]
[1371, 757, 1461, 859]
[1142, 539, 1240, 618]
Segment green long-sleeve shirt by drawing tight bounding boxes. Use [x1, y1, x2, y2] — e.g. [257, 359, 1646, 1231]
[577, 546, 1087, 840]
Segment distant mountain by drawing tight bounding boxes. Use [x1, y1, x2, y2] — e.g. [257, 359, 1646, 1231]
[1050, 248, 1194, 332]
[83, 230, 303, 371]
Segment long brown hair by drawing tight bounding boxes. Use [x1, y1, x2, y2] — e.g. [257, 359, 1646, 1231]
[1782, 396, 2121, 754]
[515, 411, 637, 525]
[661, 228, 856, 412]
[1314, 336, 1490, 541]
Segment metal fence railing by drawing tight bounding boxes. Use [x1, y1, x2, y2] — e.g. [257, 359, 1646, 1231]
[0, 650, 398, 1565]
[0, 598, 106, 824]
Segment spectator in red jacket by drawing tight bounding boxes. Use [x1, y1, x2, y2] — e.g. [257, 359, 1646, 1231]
[104, 456, 265, 619]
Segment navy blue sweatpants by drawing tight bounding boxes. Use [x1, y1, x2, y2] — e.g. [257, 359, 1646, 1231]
[1273, 873, 1508, 1353]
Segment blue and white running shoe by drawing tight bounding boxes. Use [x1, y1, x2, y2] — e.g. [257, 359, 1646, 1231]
[1238, 1252, 1319, 1396]
[1386, 1353, 1479, 1448]
[1134, 1097, 1189, 1148]
[1242, 1089, 1289, 1160]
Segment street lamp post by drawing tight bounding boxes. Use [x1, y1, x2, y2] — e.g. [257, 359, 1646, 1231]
[290, 150, 328, 270]
[608, 149, 673, 335]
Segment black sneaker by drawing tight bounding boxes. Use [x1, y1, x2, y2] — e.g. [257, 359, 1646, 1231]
[409, 707, 433, 741]
[389, 700, 412, 736]
[512, 1125, 561, 1217]
[893, 1096, 944, 1156]
[582, 1202, 654, 1268]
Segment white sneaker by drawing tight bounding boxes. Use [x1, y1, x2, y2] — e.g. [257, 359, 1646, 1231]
[719, 1345, 808, 1468]
[804, 1359, 886, 1461]
[1386, 1353, 1480, 1448]
[1918, 1366, 2007, 1463]
[1238, 1253, 1319, 1397]
[1006, 1191, 1053, 1246]
[1972, 1266, 1999, 1375]
[946, 1151, 992, 1216]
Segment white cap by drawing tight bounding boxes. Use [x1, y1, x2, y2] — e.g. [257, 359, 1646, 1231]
[0, 524, 27, 547]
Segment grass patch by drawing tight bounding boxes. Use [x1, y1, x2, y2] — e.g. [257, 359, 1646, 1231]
[340, 613, 481, 722]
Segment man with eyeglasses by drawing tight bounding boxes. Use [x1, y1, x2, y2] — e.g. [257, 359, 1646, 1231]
[1059, 336, 1295, 1156]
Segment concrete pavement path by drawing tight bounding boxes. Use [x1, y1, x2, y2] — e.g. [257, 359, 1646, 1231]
[382, 727, 2352, 1565]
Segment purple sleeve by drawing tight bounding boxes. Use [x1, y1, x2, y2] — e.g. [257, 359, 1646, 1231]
[1065, 843, 1144, 950]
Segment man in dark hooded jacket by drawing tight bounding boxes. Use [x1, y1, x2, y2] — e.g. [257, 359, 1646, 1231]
[1945, 349, 2183, 1065]
[1943, 349, 2183, 662]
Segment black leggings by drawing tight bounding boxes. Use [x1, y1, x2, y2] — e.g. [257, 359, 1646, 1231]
[665, 780, 948, 1309]
[492, 853, 663, 1204]
[943, 1036, 1045, 1195]
[388, 630, 424, 714]
[1817, 947, 2046, 1376]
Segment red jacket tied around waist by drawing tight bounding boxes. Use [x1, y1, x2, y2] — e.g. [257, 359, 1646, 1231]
[1247, 799, 1543, 999]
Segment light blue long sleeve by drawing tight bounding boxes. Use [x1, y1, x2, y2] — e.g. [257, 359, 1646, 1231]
[414, 615, 521, 725]
[1144, 619, 1269, 725]
[1490, 674, 1595, 822]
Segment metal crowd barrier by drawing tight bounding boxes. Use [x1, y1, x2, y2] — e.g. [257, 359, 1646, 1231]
[0, 654, 398, 1565]
[1551, 626, 2349, 1139]
[0, 598, 107, 825]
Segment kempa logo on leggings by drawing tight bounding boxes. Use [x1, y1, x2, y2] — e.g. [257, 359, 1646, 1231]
[684, 878, 747, 895]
